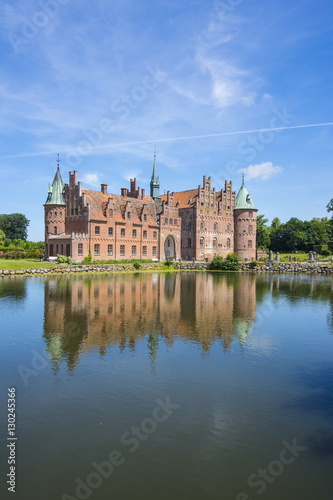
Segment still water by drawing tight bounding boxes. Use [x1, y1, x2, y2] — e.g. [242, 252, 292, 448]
[0, 271, 333, 500]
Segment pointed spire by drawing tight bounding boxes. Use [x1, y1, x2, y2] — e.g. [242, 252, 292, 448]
[44, 155, 66, 205]
[150, 149, 160, 201]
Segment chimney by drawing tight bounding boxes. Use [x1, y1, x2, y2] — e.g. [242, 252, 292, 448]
[69, 171, 78, 185]
[121, 188, 128, 197]
[101, 183, 108, 194]
[141, 188, 145, 197]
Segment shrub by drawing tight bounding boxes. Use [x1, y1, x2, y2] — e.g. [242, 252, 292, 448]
[209, 253, 241, 271]
[57, 255, 72, 264]
[133, 261, 141, 270]
[83, 253, 92, 264]
[163, 259, 173, 267]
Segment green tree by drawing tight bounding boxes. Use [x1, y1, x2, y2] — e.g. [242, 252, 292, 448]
[0, 213, 30, 240]
[256, 214, 270, 249]
[326, 199, 333, 217]
[269, 218, 284, 251]
[0, 229, 5, 242]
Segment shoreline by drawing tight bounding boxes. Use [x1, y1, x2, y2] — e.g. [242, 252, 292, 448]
[1, 261, 333, 277]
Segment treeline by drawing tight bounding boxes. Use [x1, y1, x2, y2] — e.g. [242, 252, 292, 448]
[0, 213, 44, 259]
[257, 216, 333, 253]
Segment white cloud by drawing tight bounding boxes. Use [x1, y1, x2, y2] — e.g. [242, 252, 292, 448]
[82, 172, 102, 187]
[240, 162, 283, 181]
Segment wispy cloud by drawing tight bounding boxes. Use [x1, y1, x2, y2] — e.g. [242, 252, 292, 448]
[82, 172, 102, 187]
[241, 162, 283, 181]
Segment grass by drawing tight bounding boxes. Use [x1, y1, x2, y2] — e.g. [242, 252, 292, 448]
[0, 259, 58, 270]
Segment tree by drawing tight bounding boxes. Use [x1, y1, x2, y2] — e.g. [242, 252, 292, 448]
[269, 218, 284, 252]
[0, 229, 5, 242]
[0, 213, 30, 240]
[327, 199, 333, 217]
[256, 214, 270, 249]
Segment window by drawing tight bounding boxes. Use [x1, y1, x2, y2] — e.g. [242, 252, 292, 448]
[94, 244, 100, 256]
[109, 209, 113, 217]
[71, 209, 74, 215]
[120, 245, 125, 256]
[60, 212, 62, 218]
[95, 226, 100, 235]
[143, 230, 147, 239]
[143, 214, 147, 222]
[153, 231, 157, 239]
[108, 227, 113, 236]
[75, 208, 78, 215]
[227, 238, 231, 249]
[249, 211, 253, 218]
[169, 218, 173, 225]
[54, 226, 57, 234]
[248, 225, 253, 234]
[165, 218, 168, 224]
[54, 211, 57, 217]
[127, 211, 131, 219]
[121, 228, 125, 237]
[142, 246, 147, 256]
[132, 245, 137, 255]
[152, 246, 157, 256]
[186, 221, 192, 231]
[214, 222, 218, 232]
[60, 245, 63, 254]
[49, 212, 52, 218]
[49, 244, 53, 256]
[200, 222, 204, 231]
[227, 223, 231, 232]
[167, 239, 170, 247]
[132, 229, 137, 238]
[213, 238, 217, 248]
[174, 219, 177, 226]
[248, 240, 253, 248]
[108, 244, 113, 256]
[187, 237, 191, 248]
[200, 237, 204, 248]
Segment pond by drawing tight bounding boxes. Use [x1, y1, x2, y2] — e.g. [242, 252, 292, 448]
[0, 271, 333, 500]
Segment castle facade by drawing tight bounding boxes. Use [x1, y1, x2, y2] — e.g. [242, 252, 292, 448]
[44, 156, 257, 261]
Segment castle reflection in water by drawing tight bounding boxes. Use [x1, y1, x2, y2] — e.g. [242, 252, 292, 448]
[43, 272, 257, 371]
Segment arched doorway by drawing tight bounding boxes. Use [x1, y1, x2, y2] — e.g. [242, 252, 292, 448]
[164, 235, 176, 259]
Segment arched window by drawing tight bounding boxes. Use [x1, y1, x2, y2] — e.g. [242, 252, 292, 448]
[200, 221, 204, 231]
[214, 222, 218, 232]
[248, 225, 253, 234]
[227, 238, 230, 249]
[249, 211, 253, 218]
[187, 237, 191, 248]
[213, 238, 217, 248]
[248, 240, 252, 248]
[227, 223, 231, 232]
[200, 237, 204, 248]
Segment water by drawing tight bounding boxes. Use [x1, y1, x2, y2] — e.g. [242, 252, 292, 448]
[0, 272, 333, 500]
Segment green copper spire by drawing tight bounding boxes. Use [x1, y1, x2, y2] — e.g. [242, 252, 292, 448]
[150, 150, 160, 201]
[45, 155, 66, 206]
[235, 175, 256, 209]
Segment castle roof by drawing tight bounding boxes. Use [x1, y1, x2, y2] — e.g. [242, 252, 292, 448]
[235, 178, 256, 209]
[161, 188, 198, 208]
[44, 167, 66, 206]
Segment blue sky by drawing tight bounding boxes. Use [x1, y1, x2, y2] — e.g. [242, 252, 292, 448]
[1, 0, 333, 240]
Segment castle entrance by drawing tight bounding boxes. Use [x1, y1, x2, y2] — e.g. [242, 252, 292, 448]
[164, 235, 175, 259]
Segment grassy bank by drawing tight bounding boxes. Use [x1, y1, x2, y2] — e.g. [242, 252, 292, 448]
[0, 259, 58, 270]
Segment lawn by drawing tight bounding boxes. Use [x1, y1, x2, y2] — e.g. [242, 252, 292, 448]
[0, 259, 58, 270]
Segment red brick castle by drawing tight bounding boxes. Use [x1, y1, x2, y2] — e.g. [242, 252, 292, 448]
[44, 156, 257, 261]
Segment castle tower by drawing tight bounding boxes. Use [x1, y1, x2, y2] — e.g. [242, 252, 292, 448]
[233, 175, 257, 260]
[150, 152, 160, 201]
[44, 156, 66, 257]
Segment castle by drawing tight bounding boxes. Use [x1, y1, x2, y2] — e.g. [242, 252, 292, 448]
[44, 156, 257, 261]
